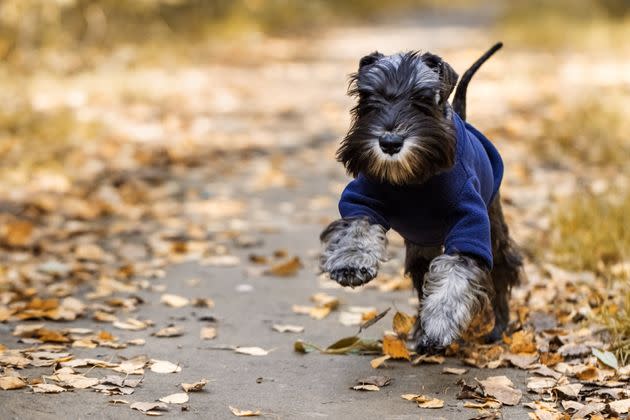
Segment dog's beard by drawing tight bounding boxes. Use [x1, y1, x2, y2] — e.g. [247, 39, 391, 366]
[337, 121, 456, 185]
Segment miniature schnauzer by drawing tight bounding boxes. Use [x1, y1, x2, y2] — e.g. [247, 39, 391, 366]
[320, 43, 523, 354]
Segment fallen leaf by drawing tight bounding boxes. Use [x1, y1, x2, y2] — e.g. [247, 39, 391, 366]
[234, 347, 269, 356]
[338, 311, 363, 326]
[159, 393, 189, 404]
[113, 318, 149, 331]
[351, 384, 380, 391]
[0, 376, 26, 390]
[150, 360, 181, 374]
[555, 383, 583, 398]
[382, 334, 410, 360]
[153, 326, 184, 337]
[357, 376, 391, 387]
[32, 383, 66, 393]
[272, 324, 304, 333]
[478, 376, 522, 405]
[401, 394, 445, 408]
[293, 340, 320, 354]
[443, 367, 468, 375]
[412, 354, 445, 365]
[229, 406, 261, 417]
[392, 311, 415, 339]
[503, 352, 538, 369]
[191, 298, 215, 308]
[609, 398, 630, 415]
[504, 330, 537, 354]
[181, 379, 208, 392]
[575, 365, 598, 381]
[370, 355, 391, 369]
[527, 377, 556, 393]
[592, 348, 618, 370]
[358, 307, 390, 333]
[130, 402, 169, 413]
[160, 294, 189, 308]
[200, 327, 217, 340]
[310, 293, 339, 310]
[264, 256, 302, 276]
[464, 400, 502, 409]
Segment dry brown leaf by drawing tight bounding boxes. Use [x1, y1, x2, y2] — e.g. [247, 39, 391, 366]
[229, 406, 261, 417]
[464, 400, 502, 409]
[32, 383, 66, 393]
[527, 377, 556, 393]
[351, 384, 380, 391]
[150, 360, 181, 374]
[382, 334, 410, 360]
[234, 347, 269, 356]
[130, 402, 169, 413]
[75, 243, 105, 261]
[181, 379, 208, 392]
[575, 365, 598, 381]
[1, 219, 34, 247]
[443, 367, 468, 375]
[0, 376, 26, 390]
[153, 326, 184, 337]
[200, 327, 217, 340]
[191, 298, 215, 308]
[609, 398, 630, 415]
[113, 318, 149, 331]
[412, 354, 445, 365]
[160, 293, 189, 308]
[392, 311, 415, 339]
[310, 293, 339, 310]
[264, 256, 302, 277]
[401, 394, 445, 408]
[159, 393, 189, 404]
[356, 375, 391, 387]
[504, 330, 537, 354]
[370, 354, 391, 369]
[478, 376, 522, 406]
[555, 383, 582, 398]
[272, 324, 304, 333]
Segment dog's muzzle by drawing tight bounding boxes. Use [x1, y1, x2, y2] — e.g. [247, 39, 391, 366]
[379, 133, 404, 155]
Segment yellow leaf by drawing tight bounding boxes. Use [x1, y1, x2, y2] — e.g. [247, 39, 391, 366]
[382, 334, 410, 360]
[392, 311, 415, 338]
[264, 257, 302, 277]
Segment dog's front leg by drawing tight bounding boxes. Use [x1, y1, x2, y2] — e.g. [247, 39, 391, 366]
[319, 218, 387, 287]
[415, 254, 492, 353]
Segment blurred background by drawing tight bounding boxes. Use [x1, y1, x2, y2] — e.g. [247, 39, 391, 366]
[0, 0, 629, 360]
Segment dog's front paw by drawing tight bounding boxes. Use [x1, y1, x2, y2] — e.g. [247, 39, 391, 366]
[329, 262, 378, 287]
[319, 218, 387, 288]
[418, 254, 491, 351]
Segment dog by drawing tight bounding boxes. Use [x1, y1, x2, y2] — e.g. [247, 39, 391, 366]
[320, 43, 523, 354]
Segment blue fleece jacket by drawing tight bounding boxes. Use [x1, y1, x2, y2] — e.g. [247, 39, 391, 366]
[338, 113, 503, 269]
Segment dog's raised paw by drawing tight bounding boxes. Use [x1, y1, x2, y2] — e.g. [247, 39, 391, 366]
[329, 265, 377, 287]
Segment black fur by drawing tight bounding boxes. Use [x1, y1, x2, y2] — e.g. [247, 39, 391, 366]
[336, 51, 456, 185]
[322, 44, 522, 352]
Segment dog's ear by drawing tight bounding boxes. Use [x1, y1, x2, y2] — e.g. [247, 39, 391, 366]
[359, 51, 384, 69]
[421, 52, 458, 104]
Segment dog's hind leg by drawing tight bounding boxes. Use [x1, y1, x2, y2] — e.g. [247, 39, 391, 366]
[404, 241, 441, 348]
[486, 193, 523, 342]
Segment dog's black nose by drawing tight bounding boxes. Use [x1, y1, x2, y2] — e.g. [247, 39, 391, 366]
[379, 133, 404, 155]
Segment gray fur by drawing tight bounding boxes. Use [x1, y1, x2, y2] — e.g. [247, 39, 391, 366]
[416, 254, 491, 350]
[320, 218, 388, 287]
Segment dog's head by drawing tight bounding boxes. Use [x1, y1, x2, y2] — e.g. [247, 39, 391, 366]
[337, 51, 459, 185]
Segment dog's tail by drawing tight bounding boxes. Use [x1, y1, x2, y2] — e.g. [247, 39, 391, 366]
[452, 42, 503, 121]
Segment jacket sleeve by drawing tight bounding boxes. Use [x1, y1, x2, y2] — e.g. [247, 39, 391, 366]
[338, 175, 390, 230]
[444, 176, 493, 269]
